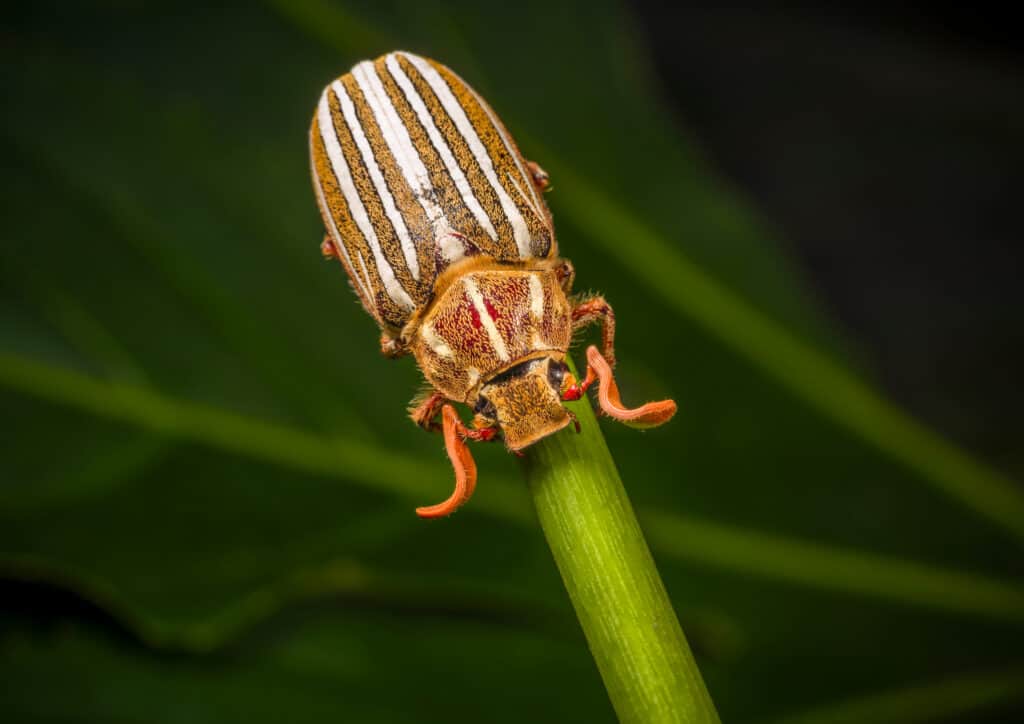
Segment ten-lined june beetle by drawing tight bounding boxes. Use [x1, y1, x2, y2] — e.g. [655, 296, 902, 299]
[310, 51, 676, 517]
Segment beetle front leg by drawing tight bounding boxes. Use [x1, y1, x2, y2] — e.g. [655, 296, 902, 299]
[563, 345, 676, 428]
[571, 296, 617, 368]
[416, 405, 479, 519]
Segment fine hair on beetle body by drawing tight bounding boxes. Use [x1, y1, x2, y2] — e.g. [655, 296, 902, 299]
[311, 50, 676, 518]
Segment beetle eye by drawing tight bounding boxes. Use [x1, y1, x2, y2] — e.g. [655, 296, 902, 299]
[547, 360, 567, 390]
[474, 396, 497, 419]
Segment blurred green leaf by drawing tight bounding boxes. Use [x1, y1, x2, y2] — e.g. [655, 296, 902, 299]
[4, 351, 1022, 623]
[769, 667, 1024, 724]
[2, 1, 1023, 722]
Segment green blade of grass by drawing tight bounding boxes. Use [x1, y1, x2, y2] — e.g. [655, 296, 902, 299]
[641, 511, 1024, 622]
[3, 352, 1023, 623]
[767, 666, 1024, 724]
[0, 553, 568, 655]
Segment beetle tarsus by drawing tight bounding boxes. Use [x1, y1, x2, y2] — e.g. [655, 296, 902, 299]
[416, 405, 478, 518]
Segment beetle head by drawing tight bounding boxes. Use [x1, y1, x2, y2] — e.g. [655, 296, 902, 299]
[475, 356, 572, 451]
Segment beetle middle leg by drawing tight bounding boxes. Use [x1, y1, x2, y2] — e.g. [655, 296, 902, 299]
[571, 296, 616, 368]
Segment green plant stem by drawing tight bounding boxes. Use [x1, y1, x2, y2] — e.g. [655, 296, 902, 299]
[522, 379, 719, 723]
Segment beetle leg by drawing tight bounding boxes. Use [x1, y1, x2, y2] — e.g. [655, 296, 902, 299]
[409, 389, 447, 432]
[560, 357, 596, 401]
[320, 235, 338, 260]
[576, 345, 676, 428]
[466, 418, 500, 442]
[416, 405, 478, 518]
[526, 160, 550, 192]
[381, 332, 407, 358]
[571, 296, 617, 368]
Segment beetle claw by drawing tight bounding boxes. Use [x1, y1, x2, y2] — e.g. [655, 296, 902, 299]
[416, 406, 478, 518]
[585, 346, 676, 428]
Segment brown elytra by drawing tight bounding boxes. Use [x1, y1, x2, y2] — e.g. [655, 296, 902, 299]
[310, 51, 676, 517]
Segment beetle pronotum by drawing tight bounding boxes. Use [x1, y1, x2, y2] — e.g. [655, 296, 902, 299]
[310, 51, 676, 517]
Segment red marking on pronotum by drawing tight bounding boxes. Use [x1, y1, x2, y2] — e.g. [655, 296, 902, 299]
[483, 296, 500, 321]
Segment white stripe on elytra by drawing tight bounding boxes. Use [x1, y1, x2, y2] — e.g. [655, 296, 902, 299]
[355, 60, 464, 266]
[318, 88, 415, 309]
[403, 53, 533, 259]
[509, 171, 545, 227]
[356, 253, 374, 304]
[386, 55, 498, 243]
[333, 79, 420, 282]
[463, 277, 509, 362]
[310, 152, 372, 303]
[466, 83, 548, 230]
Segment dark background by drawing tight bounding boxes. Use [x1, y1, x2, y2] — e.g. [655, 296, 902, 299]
[632, 5, 1023, 468]
[2, 2, 1022, 722]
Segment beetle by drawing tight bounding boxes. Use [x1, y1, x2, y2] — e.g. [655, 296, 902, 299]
[310, 51, 676, 518]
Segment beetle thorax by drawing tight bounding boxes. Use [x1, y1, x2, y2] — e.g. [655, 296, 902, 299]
[410, 261, 572, 404]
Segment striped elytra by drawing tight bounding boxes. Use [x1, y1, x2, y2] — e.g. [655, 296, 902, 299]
[309, 51, 677, 518]
[310, 50, 554, 332]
